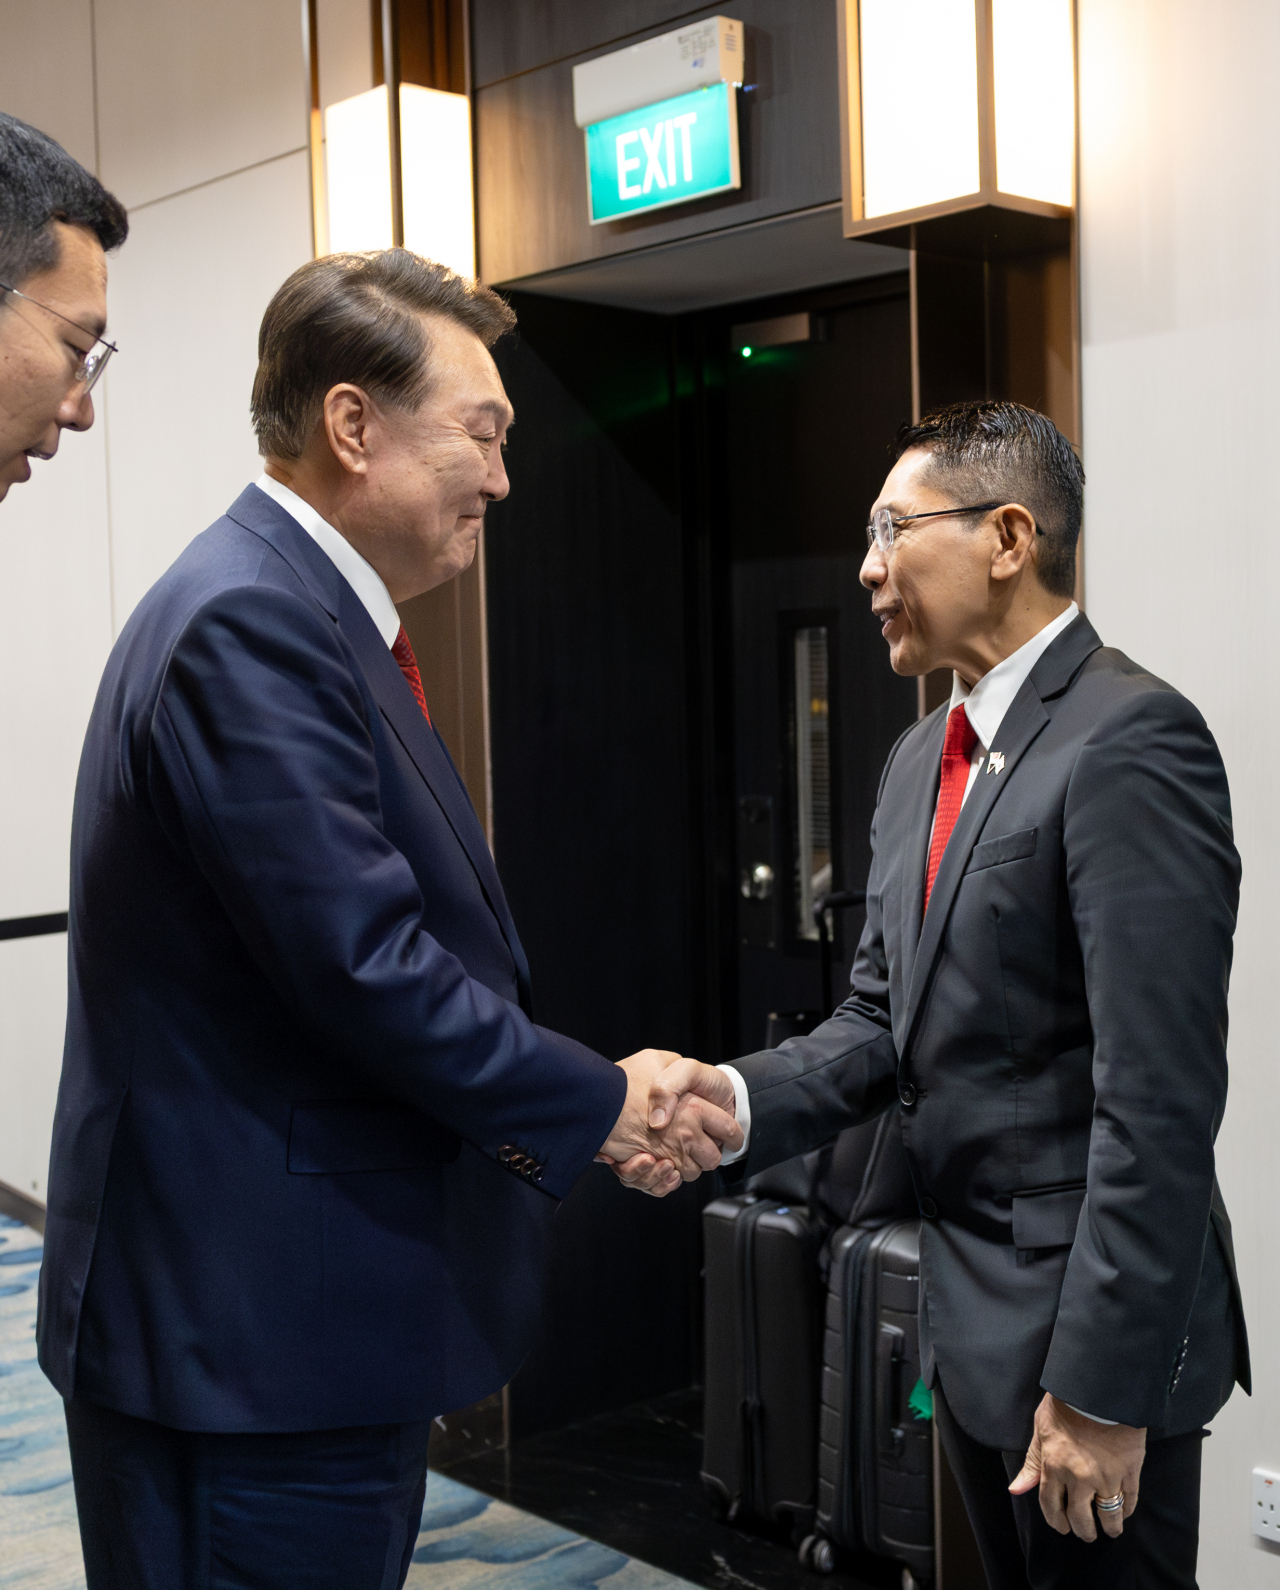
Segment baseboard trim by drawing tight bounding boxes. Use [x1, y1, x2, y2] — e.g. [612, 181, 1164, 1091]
[0, 1178, 46, 1234]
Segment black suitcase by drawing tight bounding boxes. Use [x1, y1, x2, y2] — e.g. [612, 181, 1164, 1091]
[700, 1117, 892, 1536]
[813, 1217, 934, 1586]
[701, 1190, 826, 1536]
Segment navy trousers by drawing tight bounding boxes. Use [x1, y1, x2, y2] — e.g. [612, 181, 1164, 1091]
[934, 1385, 1205, 1589]
[65, 1398, 433, 1590]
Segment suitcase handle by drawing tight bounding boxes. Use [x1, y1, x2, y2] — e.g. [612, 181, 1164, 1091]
[877, 1321, 906, 1458]
[814, 890, 867, 1014]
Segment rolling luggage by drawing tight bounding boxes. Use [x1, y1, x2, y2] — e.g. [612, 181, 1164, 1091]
[700, 1189, 826, 1537]
[812, 1217, 933, 1587]
[700, 1115, 896, 1536]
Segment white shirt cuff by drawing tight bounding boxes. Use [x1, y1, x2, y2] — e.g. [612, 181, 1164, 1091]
[715, 1064, 751, 1165]
[1065, 1402, 1119, 1426]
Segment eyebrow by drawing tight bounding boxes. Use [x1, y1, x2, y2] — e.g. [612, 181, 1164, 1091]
[67, 303, 108, 340]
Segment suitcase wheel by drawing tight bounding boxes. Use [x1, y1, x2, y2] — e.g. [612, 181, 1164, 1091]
[798, 1536, 836, 1575]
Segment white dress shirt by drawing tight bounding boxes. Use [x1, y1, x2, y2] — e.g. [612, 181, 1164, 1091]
[254, 473, 401, 648]
[945, 602, 1079, 816]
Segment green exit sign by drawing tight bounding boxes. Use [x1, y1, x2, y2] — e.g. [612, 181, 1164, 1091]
[584, 82, 740, 225]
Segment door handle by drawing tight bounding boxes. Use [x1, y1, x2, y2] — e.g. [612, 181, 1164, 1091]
[740, 863, 774, 901]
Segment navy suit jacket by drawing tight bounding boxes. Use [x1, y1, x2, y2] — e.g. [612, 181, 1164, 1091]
[38, 484, 626, 1432]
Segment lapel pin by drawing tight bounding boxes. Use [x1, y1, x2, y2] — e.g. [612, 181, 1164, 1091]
[987, 751, 1006, 776]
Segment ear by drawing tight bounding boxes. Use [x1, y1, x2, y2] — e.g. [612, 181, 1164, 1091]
[321, 384, 378, 477]
[989, 503, 1039, 585]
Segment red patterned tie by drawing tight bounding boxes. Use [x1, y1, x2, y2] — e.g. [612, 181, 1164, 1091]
[924, 704, 978, 908]
[391, 625, 432, 727]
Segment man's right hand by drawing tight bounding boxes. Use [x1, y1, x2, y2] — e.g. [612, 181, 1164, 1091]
[646, 1055, 737, 1128]
[597, 1050, 742, 1196]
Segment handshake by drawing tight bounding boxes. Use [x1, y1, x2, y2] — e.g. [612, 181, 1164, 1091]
[596, 1050, 742, 1197]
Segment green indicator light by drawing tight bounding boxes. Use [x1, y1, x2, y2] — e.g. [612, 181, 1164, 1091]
[741, 345, 752, 358]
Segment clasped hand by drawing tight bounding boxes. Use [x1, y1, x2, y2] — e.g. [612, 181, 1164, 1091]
[597, 1053, 739, 1196]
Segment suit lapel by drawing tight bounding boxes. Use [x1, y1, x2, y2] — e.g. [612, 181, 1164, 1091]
[227, 487, 532, 1005]
[338, 584, 533, 1005]
[899, 682, 1049, 1056]
[897, 614, 1103, 1061]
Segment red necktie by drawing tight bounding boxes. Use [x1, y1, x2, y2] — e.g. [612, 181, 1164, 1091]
[391, 625, 432, 727]
[924, 704, 978, 908]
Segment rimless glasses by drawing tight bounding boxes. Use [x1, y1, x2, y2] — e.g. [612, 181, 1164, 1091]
[0, 281, 118, 393]
[865, 502, 1043, 555]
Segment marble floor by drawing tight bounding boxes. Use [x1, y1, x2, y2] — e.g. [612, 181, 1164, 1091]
[0, 1214, 697, 1590]
[442, 1391, 897, 1590]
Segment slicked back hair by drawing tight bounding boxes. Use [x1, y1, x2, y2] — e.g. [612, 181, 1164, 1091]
[893, 400, 1084, 598]
[0, 114, 128, 289]
[251, 250, 517, 460]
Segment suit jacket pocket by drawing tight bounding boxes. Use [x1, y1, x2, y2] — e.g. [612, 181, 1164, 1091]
[1011, 1181, 1086, 1249]
[287, 1100, 461, 1174]
[968, 826, 1038, 874]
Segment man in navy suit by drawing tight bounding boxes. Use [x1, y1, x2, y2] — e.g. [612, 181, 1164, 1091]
[38, 249, 739, 1589]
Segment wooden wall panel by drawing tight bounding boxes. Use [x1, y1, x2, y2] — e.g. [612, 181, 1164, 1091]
[399, 547, 492, 840]
[474, 0, 843, 284]
[472, 0, 699, 90]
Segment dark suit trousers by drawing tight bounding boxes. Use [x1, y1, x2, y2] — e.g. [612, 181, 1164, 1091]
[934, 1386, 1204, 1590]
[65, 1398, 433, 1590]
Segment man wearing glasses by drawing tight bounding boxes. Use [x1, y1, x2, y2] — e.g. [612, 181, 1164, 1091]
[0, 113, 126, 504]
[634, 401, 1246, 1588]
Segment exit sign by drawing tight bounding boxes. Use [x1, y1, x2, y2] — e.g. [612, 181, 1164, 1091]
[584, 82, 740, 225]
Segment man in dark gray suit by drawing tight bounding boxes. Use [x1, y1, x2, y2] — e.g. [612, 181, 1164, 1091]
[619, 401, 1247, 1589]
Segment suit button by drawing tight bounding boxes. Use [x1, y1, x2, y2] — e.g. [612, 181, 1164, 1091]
[899, 1083, 917, 1107]
[920, 1196, 938, 1219]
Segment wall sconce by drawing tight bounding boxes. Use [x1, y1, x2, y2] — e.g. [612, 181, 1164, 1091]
[837, 0, 1075, 250]
[323, 83, 474, 276]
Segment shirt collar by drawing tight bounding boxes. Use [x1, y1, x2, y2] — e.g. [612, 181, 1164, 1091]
[949, 602, 1080, 750]
[253, 473, 401, 648]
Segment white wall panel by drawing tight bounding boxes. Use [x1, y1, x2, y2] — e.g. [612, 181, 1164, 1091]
[95, 0, 307, 208]
[0, 422, 113, 919]
[105, 150, 313, 626]
[0, 0, 96, 169]
[1078, 1, 1280, 1582]
[0, 0, 315, 1202]
[0, 933, 67, 1200]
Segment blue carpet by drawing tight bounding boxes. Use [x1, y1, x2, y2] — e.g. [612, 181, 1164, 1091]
[0, 1216, 693, 1590]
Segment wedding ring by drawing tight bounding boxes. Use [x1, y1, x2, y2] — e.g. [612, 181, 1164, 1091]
[1095, 1492, 1124, 1513]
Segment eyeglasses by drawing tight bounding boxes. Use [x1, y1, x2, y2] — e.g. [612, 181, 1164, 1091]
[865, 501, 1042, 555]
[0, 281, 118, 393]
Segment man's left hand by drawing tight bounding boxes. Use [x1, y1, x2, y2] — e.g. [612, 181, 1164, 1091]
[1008, 1393, 1146, 1541]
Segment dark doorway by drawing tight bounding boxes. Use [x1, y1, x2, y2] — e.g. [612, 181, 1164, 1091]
[712, 279, 919, 1049]
[482, 275, 917, 1439]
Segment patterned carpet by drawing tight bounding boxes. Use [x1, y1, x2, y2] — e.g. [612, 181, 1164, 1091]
[0, 1215, 693, 1590]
